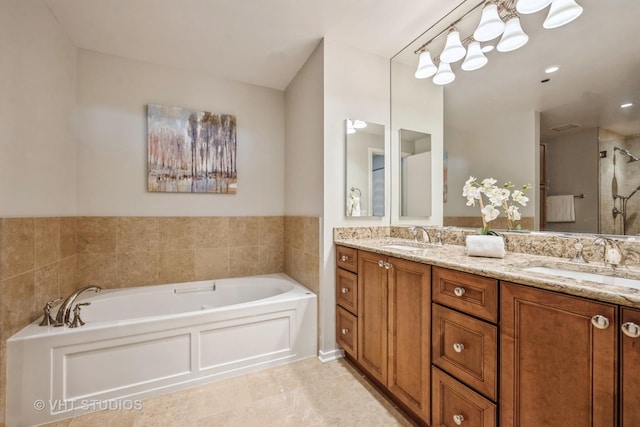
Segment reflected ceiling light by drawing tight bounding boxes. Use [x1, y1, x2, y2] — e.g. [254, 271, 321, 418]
[353, 120, 367, 129]
[440, 28, 466, 63]
[346, 120, 356, 134]
[481, 44, 495, 53]
[461, 41, 488, 71]
[543, 0, 583, 29]
[497, 15, 529, 52]
[474, 2, 506, 42]
[620, 102, 634, 109]
[516, 0, 552, 14]
[545, 65, 559, 73]
[433, 61, 455, 85]
[414, 50, 438, 79]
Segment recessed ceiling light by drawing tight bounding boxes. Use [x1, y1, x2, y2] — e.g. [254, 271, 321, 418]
[620, 102, 634, 108]
[544, 65, 559, 74]
[481, 45, 494, 53]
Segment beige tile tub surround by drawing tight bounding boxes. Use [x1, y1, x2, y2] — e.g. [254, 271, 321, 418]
[284, 216, 320, 294]
[1, 215, 322, 426]
[75, 216, 286, 288]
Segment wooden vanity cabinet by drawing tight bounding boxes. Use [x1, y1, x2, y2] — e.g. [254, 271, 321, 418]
[621, 307, 640, 427]
[336, 247, 431, 424]
[500, 282, 618, 427]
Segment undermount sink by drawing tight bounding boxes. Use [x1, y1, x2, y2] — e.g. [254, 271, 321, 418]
[382, 242, 438, 252]
[524, 266, 640, 290]
[383, 244, 423, 251]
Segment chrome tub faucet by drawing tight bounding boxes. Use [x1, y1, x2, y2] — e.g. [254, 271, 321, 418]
[54, 285, 101, 326]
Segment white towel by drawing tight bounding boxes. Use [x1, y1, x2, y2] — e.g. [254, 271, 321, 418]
[466, 235, 505, 258]
[546, 195, 575, 222]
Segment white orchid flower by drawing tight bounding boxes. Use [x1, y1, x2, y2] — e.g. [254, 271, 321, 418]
[506, 205, 522, 220]
[512, 190, 529, 206]
[481, 205, 499, 222]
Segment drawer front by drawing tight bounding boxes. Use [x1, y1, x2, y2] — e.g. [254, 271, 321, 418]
[432, 367, 496, 427]
[336, 306, 357, 358]
[432, 304, 498, 400]
[432, 267, 498, 322]
[336, 246, 358, 273]
[336, 268, 358, 315]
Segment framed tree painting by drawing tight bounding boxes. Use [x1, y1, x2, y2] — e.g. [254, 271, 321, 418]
[147, 104, 237, 193]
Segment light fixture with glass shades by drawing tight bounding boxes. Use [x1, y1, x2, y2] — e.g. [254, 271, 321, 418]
[346, 119, 367, 134]
[413, 0, 583, 86]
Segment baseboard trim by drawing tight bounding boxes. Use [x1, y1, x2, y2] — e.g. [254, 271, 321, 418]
[318, 348, 344, 363]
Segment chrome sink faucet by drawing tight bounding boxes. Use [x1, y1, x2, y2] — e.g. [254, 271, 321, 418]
[54, 285, 101, 326]
[408, 226, 430, 244]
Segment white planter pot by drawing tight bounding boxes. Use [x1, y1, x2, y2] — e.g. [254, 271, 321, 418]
[466, 234, 505, 258]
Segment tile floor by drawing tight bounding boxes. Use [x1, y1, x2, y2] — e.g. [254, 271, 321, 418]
[42, 357, 416, 426]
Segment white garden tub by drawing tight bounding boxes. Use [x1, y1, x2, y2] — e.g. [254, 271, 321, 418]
[7, 273, 317, 426]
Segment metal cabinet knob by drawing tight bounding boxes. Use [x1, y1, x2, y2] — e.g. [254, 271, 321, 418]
[453, 287, 466, 297]
[453, 414, 465, 425]
[591, 315, 610, 330]
[341, 287, 349, 294]
[384, 262, 392, 270]
[622, 322, 640, 338]
[341, 255, 349, 262]
[341, 328, 348, 335]
[378, 260, 385, 267]
[453, 343, 465, 353]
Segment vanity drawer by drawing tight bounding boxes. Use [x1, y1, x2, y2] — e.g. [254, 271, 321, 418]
[432, 304, 498, 400]
[432, 367, 496, 427]
[336, 268, 358, 315]
[336, 306, 357, 358]
[336, 246, 358, 273]
[432, 267, 498, 322]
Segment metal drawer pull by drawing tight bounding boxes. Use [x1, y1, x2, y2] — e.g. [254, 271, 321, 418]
[453, 287, 466, 297]
[384, 262, 392, 270]
[453, 414, 465, 425]
[341, 255, 349, 262]
[341, 328, 348, 335]
[378, 260, 385, 267]
[591, 315, 610, 330]
[453, 343, 465, 353]
[341, 287, 350, 294]
[622, 322, 640, 338]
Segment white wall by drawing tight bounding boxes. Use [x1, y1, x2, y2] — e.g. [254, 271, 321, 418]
[321, 38, 390, 356]
[391, 61, 444, 225]
[0, 0, 77, 217]
[284, 41, 324, 216]
[445, 110, 538, 220]
[76, 50, 285, 216]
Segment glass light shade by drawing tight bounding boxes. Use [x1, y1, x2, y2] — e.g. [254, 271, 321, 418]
[543, 0, 583, 29]
[461, 41, 488, 71]
[516, 0, 552, 14]
[433, 62, 455, 85]
[440, 30, 466, 63]
[346, 120, 356, 134]
[497, 16, 529, 52]
[414, 51, 437, 79]
[473, 3, 506, 42]
[353, 120, 367, 129]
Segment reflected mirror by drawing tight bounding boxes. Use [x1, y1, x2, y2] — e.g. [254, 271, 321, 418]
[400, 129, 432, 217]
[391, 0, 640, 235]
[345, 119, 385, 217]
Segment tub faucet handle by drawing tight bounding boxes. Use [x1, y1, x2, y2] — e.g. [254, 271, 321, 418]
[69, 302, 91, 328]
[39, 297, 64, 326]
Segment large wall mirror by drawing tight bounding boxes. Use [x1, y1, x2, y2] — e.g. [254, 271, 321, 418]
[391, 0, 640, 235]
[345, 119, 385, 217]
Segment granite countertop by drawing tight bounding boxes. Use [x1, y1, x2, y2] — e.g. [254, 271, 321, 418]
[334, 237, 640, 309]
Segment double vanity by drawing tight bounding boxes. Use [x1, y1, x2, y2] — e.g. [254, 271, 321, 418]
[334, 227, 640, 427]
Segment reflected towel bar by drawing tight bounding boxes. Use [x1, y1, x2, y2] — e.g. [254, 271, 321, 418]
[574, 194, 585, 198]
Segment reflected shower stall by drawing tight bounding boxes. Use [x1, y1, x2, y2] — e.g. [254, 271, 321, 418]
[612, 146, 640, 235]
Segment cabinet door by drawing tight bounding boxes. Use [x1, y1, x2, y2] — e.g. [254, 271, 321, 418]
[501, 282, 617, 427]
[621, 307, 640, 427]
[336, 306, 357, 358]
[357, 250, 388, 385]
[388, 257, 431, 422]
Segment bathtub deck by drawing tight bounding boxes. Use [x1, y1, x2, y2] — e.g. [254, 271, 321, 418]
[41, 357, 416, 427]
